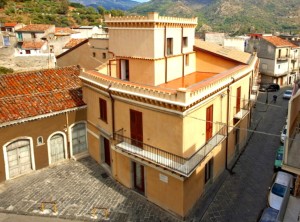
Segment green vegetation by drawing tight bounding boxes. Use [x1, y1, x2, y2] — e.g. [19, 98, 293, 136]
[0, 0, 126, 27]
[0, 66, 14, 75]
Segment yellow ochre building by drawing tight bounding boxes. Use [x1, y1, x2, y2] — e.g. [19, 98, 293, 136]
[80, 12, 259, 218]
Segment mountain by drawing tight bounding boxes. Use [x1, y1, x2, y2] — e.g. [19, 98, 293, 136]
[69, 0, 140, 10]
[130, 0, 300, 35]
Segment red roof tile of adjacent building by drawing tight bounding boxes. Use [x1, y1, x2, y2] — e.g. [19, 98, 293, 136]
[262, 36, 299, 48]
[4, 22, 18, 27]
[16, 24, 53, 32]
[64, 38, 87, 49]
[21, 41, 45, 49]
[0, 66, 85, 125]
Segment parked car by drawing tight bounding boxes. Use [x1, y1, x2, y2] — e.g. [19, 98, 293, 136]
[274, 146, 284, 171]
[268, 171, 293, 211]
[282, 90, 292, 99]
[258, 207, 279, 222]
[280, 125, 287, 144]
[259, 83, 280, 92]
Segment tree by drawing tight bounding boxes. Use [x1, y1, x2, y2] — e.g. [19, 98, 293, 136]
[0, 0, 7, 8]
[57, 0, 69, 14]
[97, 6, 106, 15]
[0, 67, 14, 75]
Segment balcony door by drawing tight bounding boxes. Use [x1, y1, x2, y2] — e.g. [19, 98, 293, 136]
[120, 59, 129, 81]
[236, 87, 241, 113]
[130, 110, 143, 148]
[206, 105, 213, 142]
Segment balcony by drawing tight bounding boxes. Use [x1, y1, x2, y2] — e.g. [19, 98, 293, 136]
[277, 56, 289, 61]
[234, 103, 250, 120]
[113, 127, 226, 177]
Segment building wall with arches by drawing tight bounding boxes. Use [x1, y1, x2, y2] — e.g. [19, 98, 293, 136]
[0, 109, 86, 182]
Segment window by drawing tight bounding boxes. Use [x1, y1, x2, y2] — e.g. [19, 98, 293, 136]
[278, 49, 281, 58]
[37, 136, 44, 145]
[99, 98, 107, 122]
[278, 65, 281, 69]
[167, 38, 173, 55]
[102, 53, 106, 59]
[25, 50, 30, 54]
[93, 52, 96, 57]
[205, 158, 213, 184]
[182, 37, 188, 47]
[185, 54, 189, 66]
[31, 33, 36, 39]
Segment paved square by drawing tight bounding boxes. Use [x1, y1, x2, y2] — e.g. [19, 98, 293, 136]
[0, 157, 179, 221]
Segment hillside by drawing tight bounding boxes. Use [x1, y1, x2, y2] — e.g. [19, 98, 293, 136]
[130, 0, 300, 35]
[0, 0, 104, 26]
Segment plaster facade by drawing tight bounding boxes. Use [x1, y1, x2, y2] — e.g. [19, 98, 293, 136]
[80, 12, 258, 218]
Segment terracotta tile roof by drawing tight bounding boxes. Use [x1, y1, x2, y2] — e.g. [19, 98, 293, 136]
[16, 24, 53, 32]
[262, 36, 299, 48]
[194, 39, 252, 64]
[21, 41, 45, 49]
[4, 22, 18, 27]
[0, 66, 85, 124]
[64, 38, 87, 49]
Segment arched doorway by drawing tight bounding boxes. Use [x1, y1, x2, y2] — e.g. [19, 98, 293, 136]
[49, 133, 66, 164]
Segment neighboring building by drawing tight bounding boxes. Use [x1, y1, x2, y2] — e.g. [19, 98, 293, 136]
[80, 12, 259, 218]
[56, 38, 110, 70]
[15, 24, 55, 42]
[0, 66, 87, 182]
[71, 26, 108, 39]
[19, 41, 45, 55]
[0, 22, 25, 33]
[282, 80, 300, 196]
[246, 35, 300, 85]
[204, 32, 248, 51]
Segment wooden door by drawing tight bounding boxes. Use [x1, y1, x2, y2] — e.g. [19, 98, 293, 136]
[133, 162, 145, 194]
[236, 87, 241, 113]
[130, 110, 143, 148]
[50, 134, 65, 164]
[206, 105, 213, 141]
[103, 137, 111, 166]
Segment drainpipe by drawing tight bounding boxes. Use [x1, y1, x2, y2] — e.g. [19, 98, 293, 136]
[107, 84, 115, 139]
[181, 26, 184, 78]
[225, 77, 234, 173]
[164, 26, 167, 83]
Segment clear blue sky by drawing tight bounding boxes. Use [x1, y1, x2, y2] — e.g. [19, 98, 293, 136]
[135, 0, 150, 2]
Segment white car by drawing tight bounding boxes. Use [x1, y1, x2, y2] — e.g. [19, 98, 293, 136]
[280, 125, 287, 144]
[268, 171, 293, 210]
[283, 90, 292, 99]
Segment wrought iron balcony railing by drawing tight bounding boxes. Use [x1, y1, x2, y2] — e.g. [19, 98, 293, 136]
[114, 126, 226, 177]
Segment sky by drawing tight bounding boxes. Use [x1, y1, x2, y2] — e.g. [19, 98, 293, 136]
[135, 0, 150, 2]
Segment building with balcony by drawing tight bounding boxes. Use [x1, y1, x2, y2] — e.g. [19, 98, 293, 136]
[80, 12, 259, 218]
[0, 66, 87, 182]
[282, 80, 300, 196]
[246, 35, 299, 85]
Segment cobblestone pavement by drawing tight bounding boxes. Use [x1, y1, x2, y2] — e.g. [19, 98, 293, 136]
[0, 158, 180, 222]
[0, 88, 290, 222]
[187, 88, 290, 222]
